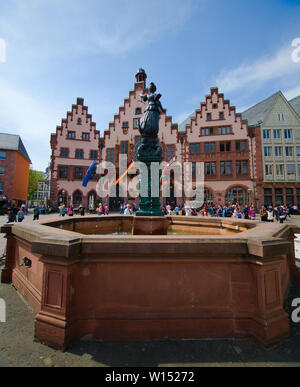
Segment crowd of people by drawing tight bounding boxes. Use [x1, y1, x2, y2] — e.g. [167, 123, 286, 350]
[2, 200, 297, 225]
[160, 202, 295, 223]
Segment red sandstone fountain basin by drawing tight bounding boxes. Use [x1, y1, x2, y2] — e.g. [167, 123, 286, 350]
[1, 216, 300, 350]
[43, 215, 247, 236]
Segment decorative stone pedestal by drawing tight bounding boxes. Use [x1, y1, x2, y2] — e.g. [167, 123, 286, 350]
[135, 153, 165, 218]
[133, 216, 169, 235]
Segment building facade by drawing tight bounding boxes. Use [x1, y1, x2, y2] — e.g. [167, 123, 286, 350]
[179, 87, 256, 206]
[28, 165, 51, 207]
[0, 133, 31, 206]
[50, 98, 100, 209]
[242, 92, 300, 207]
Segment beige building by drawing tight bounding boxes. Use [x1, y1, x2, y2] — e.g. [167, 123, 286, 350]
[242, 92, 300, 206]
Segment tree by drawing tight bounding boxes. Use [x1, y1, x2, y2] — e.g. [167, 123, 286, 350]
[27, 169, 45, 200]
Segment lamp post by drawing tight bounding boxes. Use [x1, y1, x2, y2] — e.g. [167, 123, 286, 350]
[247, 188, 252, 207]
[249, 132, 256, 207]
[62, 189, 66, 206]
[180, 137, 184, 205]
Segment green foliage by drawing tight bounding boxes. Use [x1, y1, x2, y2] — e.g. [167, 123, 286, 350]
[27, 169, 44, 200]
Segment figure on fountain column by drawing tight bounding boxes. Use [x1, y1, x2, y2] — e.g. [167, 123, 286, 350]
[137, 82, 163, 159]
[135, 81, 165, 219]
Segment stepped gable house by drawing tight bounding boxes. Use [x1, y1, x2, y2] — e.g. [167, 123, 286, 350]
[179, 87, 256, 206]
[50, 98, 100, 209]
[100, 68, 180, 210]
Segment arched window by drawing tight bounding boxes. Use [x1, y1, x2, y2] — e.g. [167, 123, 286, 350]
[73, 190, 83, 206]
[225, 187, 249, 205]
[204, 188, 213, 203]
[88, 191, 96, 209]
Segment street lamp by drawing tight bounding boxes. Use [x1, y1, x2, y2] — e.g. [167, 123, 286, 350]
[248, 188, 252, 206]
[62, 190, 66, 206]
[180, 137, 184, 205]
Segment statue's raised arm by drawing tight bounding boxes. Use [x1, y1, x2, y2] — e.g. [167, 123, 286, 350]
[140, 94, 148, 103]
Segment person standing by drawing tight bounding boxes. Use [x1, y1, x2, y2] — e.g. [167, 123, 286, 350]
[267, 207, 274, 222]
[17, 208, 25, 223]
[21, 203, 26, 215]
[249, 206, 256, 220]
[33, 206, 40, 221]
[242, 205, 249, 219]
[79, 205, 85, 216]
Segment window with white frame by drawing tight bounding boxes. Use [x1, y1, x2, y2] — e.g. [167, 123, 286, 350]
[263, 130, 270, 139]
[265, 164, 273, 176]
[276, 164, 284, 176]
[273, 129, 281, 139]
[275, 146, 283, 157]
[264, 146, 272, 157]
[284, 129, 292, 139]
[285, 147, 293, 157]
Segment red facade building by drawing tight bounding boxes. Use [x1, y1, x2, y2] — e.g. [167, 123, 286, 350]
[50, 98, 100, 209]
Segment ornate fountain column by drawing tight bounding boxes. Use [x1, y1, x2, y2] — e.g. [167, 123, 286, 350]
[133, 82, 169, 235]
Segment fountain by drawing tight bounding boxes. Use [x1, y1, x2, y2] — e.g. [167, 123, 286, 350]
[1, 81, 300, 350]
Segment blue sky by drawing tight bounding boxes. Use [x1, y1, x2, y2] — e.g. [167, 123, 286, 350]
[0, 0, 300, 171]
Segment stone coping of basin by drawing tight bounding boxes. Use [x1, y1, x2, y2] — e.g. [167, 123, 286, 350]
[0, 215, 295, 260]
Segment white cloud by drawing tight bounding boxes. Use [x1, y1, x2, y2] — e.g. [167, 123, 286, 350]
[0, 0, 196, 56]
[0, 0, 200, 170]
[0, 38, 6, 63]
[216, 44, 300, 93]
